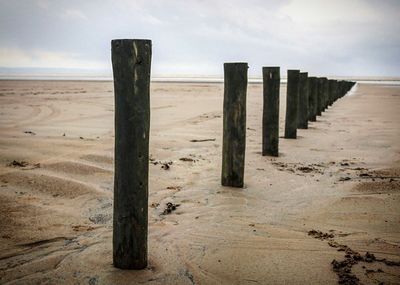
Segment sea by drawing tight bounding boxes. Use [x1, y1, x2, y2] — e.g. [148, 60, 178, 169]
[0, 68, 399, 85]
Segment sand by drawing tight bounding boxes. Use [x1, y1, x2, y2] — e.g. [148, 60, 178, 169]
[0, 80, 399, 284]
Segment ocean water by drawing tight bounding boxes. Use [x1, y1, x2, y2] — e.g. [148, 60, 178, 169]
[0, 71, 399, 85]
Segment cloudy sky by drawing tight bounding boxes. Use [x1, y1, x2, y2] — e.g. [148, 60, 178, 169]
[0, 0, 399, 77]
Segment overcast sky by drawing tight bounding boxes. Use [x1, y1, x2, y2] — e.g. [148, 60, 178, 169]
[0, 0, 399, 77]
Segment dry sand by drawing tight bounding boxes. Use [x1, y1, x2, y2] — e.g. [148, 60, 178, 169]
[0, 80, 399, 284]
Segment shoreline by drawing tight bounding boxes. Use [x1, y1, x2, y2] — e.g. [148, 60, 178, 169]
[1, 78, 400, 86]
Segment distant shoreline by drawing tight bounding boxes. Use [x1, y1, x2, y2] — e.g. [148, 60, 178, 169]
[1, 77, 400, 85]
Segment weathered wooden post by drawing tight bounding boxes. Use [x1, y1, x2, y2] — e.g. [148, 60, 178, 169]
[333, 80, 339, 102]
[338, 81, 344, 98]
[317, 77, 328, 115]
[328, 79, 334, 106]
[323, 77, 329, 110]
[316, 78, 323, 116]
[112, 39, 151, 269]
[262, 66, 280, 156]
[342, 81, 346, 97]
[308, 77, 318, 122]
[341, 81, 346, 97]
[284, 70, 300, 139]
[339, 80, 343, 100]
[345, 81, 351, 94]
[297, 72, 309, 129]
[221, 62, 248, 188]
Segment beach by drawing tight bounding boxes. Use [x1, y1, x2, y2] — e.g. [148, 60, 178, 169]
[0, 80, 399, 284]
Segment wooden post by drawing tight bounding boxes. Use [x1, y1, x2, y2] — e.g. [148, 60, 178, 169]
[333, 80, 339, 102]
[322, 77, 329, 111]
[341, 81, 346, 97]
[328, 79, 335, 106]
[317, 78, 327, 115]
[346, 81, 351, 94]
[331, 79, 339, 106]
[343, 81, 347, 96]
[221, 62, 248, 188]
[262, 66, 280, 156]
[308, 77, 318, 122]
[338, 81, 344, 98]
[112, 39, 151, 270]
[284, 70, 300, 139]
[317, 77, 324, 116]
[297, 72, 309, 129]
[339, 81, 343, 98]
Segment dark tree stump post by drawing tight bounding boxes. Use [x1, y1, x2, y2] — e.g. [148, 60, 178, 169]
[112, 39, 151, 270]
[284, 70, 300, 138]
[262, 66, 280, 156]
[297, 72, 309, 129]
[221, 62, 248, 188]
[308, 77, 318, 122]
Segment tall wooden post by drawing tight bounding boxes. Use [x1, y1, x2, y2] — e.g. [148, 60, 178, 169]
[284, 70, 300, 138]
[112, 39, 151, 269]
[297, 72, 309, 129]
[308, 77, 318, 122]
[221, 63, 248, 188]
[262, 66, 280, 156]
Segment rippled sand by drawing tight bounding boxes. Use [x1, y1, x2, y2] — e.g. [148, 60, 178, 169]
[0, 80, 399, 284]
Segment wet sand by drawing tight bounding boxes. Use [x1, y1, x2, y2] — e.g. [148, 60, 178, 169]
[0, 80, 399, 284]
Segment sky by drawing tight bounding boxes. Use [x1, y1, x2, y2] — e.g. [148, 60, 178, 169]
[0, 0, 399, 77]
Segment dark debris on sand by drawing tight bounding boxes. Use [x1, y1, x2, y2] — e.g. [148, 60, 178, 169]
[308, 229, 335, 240]
[179, 157, 197, 162]
[166, 186, 182, 191]
[162, 202, 180, 215]
[161, 162, 172, 170]
[149, 158, 173, 170]
[189, 138, 216, 142]
[7, 160, 29, 167]
[308, 229, 400, 285]
[297, 166, 316, 173]
[272, 162, 325, 175]
[7, 160, 40, 169]
[339, 177, 351, 182]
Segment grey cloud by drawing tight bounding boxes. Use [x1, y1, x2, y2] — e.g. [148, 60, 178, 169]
[0, 0, 399, 76]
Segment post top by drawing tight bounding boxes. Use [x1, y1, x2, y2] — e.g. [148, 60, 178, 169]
[262, 66, 280, 70]
[111, 39, 151, 45]
[224, 62, 248, 66]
